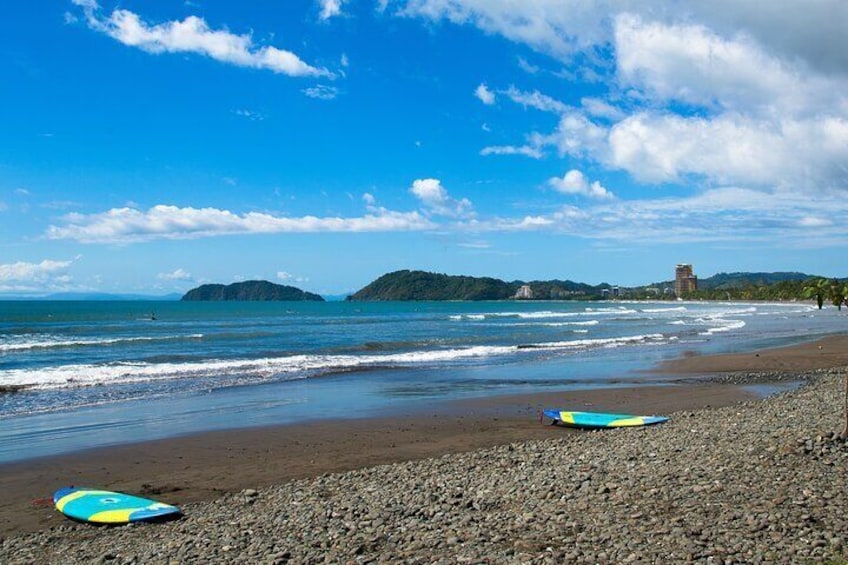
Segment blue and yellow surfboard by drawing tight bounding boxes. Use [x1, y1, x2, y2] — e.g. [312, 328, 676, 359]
[544, 410, 668, 429]
[53, 487, 181, 525]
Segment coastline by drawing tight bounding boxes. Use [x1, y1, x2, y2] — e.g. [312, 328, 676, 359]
[2, 333, 848, 543]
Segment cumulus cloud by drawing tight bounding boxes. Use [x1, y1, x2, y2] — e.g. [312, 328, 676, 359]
[73, 0, 333, 78]
[394, 1, 848, 74]
[474, 83, 495, 105]
[46, 205, 433, 243]
[157, 268, 193, 281]
[614, 14, 844, 118]
[549, 170, 614, 200]
[409, 179, 474, 218]
[318, 0, 347, 20]
[0, 259, 74, 284]
[397, 1, 848, 196]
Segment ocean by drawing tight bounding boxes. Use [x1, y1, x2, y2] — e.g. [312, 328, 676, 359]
[0, 300, 842, 463]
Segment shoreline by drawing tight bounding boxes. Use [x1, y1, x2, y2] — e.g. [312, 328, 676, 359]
[2, 333, 848, 541]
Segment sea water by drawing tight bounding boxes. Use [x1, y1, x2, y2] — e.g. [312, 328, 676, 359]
[0, 300, 843, 462]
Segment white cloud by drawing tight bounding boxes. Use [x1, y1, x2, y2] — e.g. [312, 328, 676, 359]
[798, 217, 832, 228]
[614, 14, 845, 118]
[158, 268, 193, 281]
[362, 193, 377, 206]
[277, 271, 309, 283]
[458, 241, 491, 249]
[516, 56, 539, 74]
[318, 0, 347, 20]
[75, 1, 333, 78]
[549, 170, 614, 200]
[0, 259, 74, 283]
[233, 109, 265, 121]
[480, 145, 543, 159]
[607, 112, 848, 190]
[474, 83, 495, 105]
[46, 205, 433, 243]
[394, 1, 848, 75]
[581, 97, 624, 121]
[397, 1, 848, 196]
[302, 85, 339, 100]
[467, 186, 848, 248]
[409, 179, 474, 218]
[396, 0, 604, 60]
[545, 111, 609, 159]
[503, 86, 567, 114]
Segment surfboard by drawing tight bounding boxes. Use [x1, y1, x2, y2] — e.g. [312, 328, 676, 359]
[543, 409, 668, 429]
[53, 487, 181, 525]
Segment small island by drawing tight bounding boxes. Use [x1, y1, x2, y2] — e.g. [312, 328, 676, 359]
[181, 280, 324, 302]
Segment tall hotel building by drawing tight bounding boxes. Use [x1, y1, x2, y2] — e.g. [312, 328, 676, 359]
[674, 264, 698, 296]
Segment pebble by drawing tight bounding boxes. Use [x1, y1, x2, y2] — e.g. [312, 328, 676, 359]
[3, 369, 848, 563]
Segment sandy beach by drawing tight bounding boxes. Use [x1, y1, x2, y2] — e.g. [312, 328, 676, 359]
[2, 333, 848, 562]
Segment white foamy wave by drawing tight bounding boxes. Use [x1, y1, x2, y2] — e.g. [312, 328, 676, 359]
[583, 307, 639, 315]
[699, 319, 746, 336]
[532, 333, 667, 350]
[0, 334, 204, 352]
[450, 311, 588, 321]
[507, 320, 600, 328]
[1, 333, 669, 391]
[710, 306, 757, 317]
[1, 345, 521, 391]
[641, 306, 687, 313]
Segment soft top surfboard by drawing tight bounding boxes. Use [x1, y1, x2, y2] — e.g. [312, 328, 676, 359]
[53, 487, 181, 525]
[544, 409, 668, 429]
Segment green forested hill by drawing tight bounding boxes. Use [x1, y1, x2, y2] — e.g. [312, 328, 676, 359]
[181, 280, 324, 301]
[346, 271, 608, 301]
[347, 270, 516, 301]
[346, 269, 840, 302]
[698, 272, 814, 290]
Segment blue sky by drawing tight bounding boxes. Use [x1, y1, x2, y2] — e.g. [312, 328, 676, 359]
[1, 0, 847, 296]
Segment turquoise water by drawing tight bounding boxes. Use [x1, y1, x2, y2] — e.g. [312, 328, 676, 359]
[0, 300, 843, 462]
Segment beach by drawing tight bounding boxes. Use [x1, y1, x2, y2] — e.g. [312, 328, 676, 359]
[2, 334, 848, 562]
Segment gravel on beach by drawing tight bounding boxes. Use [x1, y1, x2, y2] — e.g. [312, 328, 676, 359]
[3, 369, 848, 564]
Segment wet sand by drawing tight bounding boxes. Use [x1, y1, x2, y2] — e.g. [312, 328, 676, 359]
[3, 333, 848, 537]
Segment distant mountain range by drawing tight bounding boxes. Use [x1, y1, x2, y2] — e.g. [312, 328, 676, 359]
[0, 292, 183, 301]
[346, 269, 828, 301]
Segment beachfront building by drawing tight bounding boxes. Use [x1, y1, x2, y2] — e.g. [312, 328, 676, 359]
[515, 285, 534, 299]
[674, 264, 698, 296]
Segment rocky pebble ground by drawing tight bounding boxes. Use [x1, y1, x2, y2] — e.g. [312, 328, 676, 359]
[3, 370, 848, 564]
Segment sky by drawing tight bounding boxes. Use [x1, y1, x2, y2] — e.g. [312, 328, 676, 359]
[1, 1, 847, 296]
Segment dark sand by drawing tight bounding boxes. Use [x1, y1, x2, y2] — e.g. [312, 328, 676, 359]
[658, 334, 848, 374]
[3, 333, 848, 537]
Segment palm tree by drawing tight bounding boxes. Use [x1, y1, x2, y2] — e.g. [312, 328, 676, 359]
[830, 282, 848, 311]
[803, 278, 828, 309]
